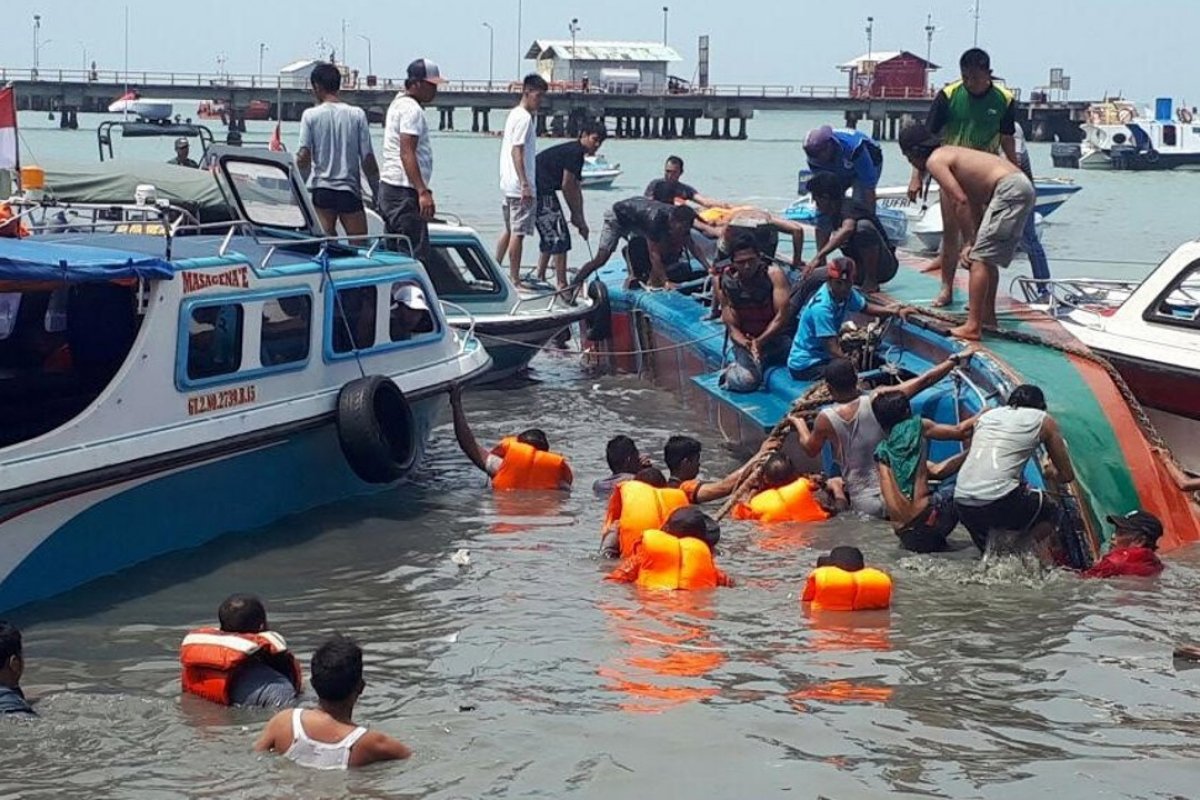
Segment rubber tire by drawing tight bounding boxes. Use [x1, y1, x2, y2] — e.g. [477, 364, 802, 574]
[585, 280, 612, 342]
[335, 375, 418, 484]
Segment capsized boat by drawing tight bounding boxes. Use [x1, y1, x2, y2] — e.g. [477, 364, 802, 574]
[580, 253, 1200, 565]
[106, 91, 174, 121]
[581, 154, 622, 189]
[0, 147, 491, 612]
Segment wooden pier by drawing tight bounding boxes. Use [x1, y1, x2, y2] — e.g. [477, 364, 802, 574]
[1, 66, 1090, 143]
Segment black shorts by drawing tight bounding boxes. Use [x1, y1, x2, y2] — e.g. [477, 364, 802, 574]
[535, 194, 571, 255]
[311, 187, 364, 214]
[896, 487, 958, 553]
[956, 485, 1059, 554]
[377, 183, 430, 263]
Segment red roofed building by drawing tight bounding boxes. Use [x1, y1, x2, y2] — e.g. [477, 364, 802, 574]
[838, 51, 938, 99]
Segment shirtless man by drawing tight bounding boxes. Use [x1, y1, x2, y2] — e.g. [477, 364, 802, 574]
[899, 124, 1035, 341]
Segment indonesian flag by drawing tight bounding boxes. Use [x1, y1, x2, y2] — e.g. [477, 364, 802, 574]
[0, 85, 17, 170]
[268, 120, 283, 152]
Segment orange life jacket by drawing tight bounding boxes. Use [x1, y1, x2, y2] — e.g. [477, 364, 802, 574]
[179, 628, 302, 705]
[635, 529, 721, 591]
[603, 480, 691, 557]
[491, 437, 573, 491]
[733, 477, 830, 524]
[801, 566, 892, 611]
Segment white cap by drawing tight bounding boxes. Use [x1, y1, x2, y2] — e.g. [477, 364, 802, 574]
[391, 284, 429, 312]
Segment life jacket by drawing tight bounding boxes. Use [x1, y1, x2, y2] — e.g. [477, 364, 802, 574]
[635, 529, 721, 591]
[733, 477, 830, 524]
[801, 566, 892, 611]
[179, 628, 303, 705]
[720, 266, 776, 338]
[491, 437, 572, 491]
[604, 480, 691, 557]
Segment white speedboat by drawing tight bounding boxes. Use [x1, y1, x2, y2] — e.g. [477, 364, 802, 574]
[1056, 98, 1200, 171]
[0, 147, 491, 612]
[581, 154, 622, 189]
[106, 91, 174, 120]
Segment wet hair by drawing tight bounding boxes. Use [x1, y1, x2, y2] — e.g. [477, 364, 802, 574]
[806, 171, 844, 202]
[634, 466, 668, 488]
[959, 48, 991, 73]
[580, 121, 607, 141]
[823, 358, 859, 394]
[664, 435, 702, 473]
[762, 452, 797, 489]
[605, 435, 640, 474]
[728, 232, 760, 258]
[0, 621, 21, 666]
[665, 155, 684, 171]
[310, 634, 363, 702]
[523, 73, 549, 92]
[310, 62, 342, 94]
[662, 507, 721, 548]
[817, 545, 866, 572]
[668, 204, 697, 229]
[517, 429, 550, 451]
[871, 391, 912, 432]
[218, 593, 266, 633]
[1007, 384, 1047, 410]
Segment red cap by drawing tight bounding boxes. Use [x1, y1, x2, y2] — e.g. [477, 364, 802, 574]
[827, 257, 857, 283]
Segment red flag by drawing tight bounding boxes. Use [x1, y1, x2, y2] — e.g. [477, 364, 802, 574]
[268, 120, 283, 152]
[0, 85, 17, 170]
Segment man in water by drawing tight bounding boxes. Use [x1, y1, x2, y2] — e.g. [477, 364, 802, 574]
[899, 124, 1036, 341]
[803, 124, 883, 207]
[644, 155, 726, 209]
[718, 232, 796, 392]
[1081, 511, 1165, 578]
[593, 435, 650, 497]
[449, 386, 574, 490]
[606, 506, 734, 588]
[296, 62, 380, 239]
[954, 383, 1075, 555]
[790, 350, 972, 517]
[254, 635, 411, 769]
[0, 621, 35, 716]
[378, 58, 445, 264]
[167, 137, 199, 168]
[570, 198, 709, 291]
[802, 171, 898, 294]
[533, 121, 606, 289]
[494, 74, 549, 285]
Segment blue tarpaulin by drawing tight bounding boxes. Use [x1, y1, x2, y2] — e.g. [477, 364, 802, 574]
[0, 239, 175, 282]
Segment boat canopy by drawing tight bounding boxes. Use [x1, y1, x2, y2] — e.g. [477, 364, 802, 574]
[0, 239, 175, 283]
[41, 160, 234, 223]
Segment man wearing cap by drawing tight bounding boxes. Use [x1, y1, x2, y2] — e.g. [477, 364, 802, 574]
[803, 125, 883, 207]
[389, 285, 435, 341]
[494, 74, 549, 285]
[1081, 511, 1165, 578]
[379, 58, 445, 264]
[167, 138, 199, 168]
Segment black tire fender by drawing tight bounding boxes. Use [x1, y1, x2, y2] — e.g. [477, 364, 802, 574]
[335, 375, 418, 484]
[585, 280, 612, 341]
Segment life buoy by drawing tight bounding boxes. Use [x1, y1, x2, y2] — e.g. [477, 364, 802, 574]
[180, 628, 303, 705]
[732, 477, 830, 524]
[491, 437, 573, 491]
[634, 528, 721, 590]
[603, 480, 691, 557]
[584, 280, 612, 341]
[1179, 108, 1194, 124]
[801, 566, 892, 611]
[1117, 108, 1134, 124]
[335, 375, 418, 484]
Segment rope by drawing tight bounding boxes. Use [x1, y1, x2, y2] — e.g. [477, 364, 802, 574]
[480, 326, 728, 357]
[320, 251, 367, 379]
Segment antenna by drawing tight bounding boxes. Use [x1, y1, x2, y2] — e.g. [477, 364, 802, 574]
[971, 1, 981, 46]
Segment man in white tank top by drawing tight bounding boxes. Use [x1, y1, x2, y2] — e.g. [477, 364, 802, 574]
[254, 635, 411, 770]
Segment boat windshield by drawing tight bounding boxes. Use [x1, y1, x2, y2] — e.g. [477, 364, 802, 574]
[220, 159, 307, 230]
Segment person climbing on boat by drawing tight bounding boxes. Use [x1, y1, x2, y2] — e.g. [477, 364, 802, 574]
[570, 198, 709, 293]
[909, 48, 1019, 307]
[0, 621, 35, 716]
[495, 74, 549, 285]
[898, 124, 1035, 341]
[718, 232, 797, 393]
[803, 125, 883, 207]
[644, 155, 727, 209]
[953, 384, 1075, 555]
[593, 435, 651, 498]
[1080, 511, 1164, 578]
[786, 258, 913, 382]
[731, 452, 833, 523]
[871, 389, 978, 553]
[802, 546, 892, 611]
[789, 351, 972, 518]
[179, 593, 302, 707]
[801, 172, 898, 296]
[449, 386, 574, 491]
[606, 507, 733, 589]
[533, 121, 606, 289]
[254, 635, 412, 770]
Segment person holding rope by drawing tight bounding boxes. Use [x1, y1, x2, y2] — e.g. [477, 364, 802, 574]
[570, 198, 709, 293]
[532, 122, 606, 290]
[718, 232, 799, 393]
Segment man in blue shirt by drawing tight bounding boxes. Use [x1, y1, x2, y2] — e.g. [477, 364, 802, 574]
[804, 125, 883, 207]
[787, 258, 911, 380]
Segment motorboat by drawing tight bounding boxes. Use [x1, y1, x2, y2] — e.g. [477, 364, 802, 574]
[106, 91, 174, 121]
[581, 154, 622, 189]
[0, 147, 491, 612]
[1052, 98, 1200, 171]
[782, 197, 909, 245]
[198, 99, 272, 122]
[1015, 242, 1200, 474]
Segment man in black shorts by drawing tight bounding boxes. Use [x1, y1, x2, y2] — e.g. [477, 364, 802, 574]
[802, 171, 898, 295]
[533, 122, 606, 289]
[570, 197, 709, 291]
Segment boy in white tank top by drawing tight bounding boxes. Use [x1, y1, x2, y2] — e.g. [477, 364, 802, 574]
[254, 635, 411, 770]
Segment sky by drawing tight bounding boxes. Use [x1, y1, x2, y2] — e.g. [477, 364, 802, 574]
[6, 0, 1196, 103]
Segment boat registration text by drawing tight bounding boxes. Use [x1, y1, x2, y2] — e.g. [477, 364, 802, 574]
[187, 385, 257, 416]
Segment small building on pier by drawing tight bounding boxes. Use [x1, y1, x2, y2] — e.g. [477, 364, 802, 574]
[525, 40, 682, 94]
[838, 51, 937, 99]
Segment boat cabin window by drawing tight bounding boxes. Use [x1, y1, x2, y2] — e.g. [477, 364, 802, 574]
[331, 285, 377, 353]
[261, 294, 312, 366]
[223, 160, 306, 229]
[427, 243, 501, 298]
[1163, 125, 1178, 147]
[1146, 260, 1200, 329]
[187, 302, 244, 379]
[388, 281, 437, 342]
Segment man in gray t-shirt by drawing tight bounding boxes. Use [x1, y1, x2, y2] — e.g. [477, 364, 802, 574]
[297, 63, 379, 239]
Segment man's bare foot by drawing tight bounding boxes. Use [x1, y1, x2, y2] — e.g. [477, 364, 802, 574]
[949, 324, 982, 341]
[932, 288, 954, 307]
[920, 257, 943, 274]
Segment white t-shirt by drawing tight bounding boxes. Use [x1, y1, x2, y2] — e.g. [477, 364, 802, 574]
[297, 101, 373, 194]
[381, 94, 432, 189]
[499, 105, 536, 198]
